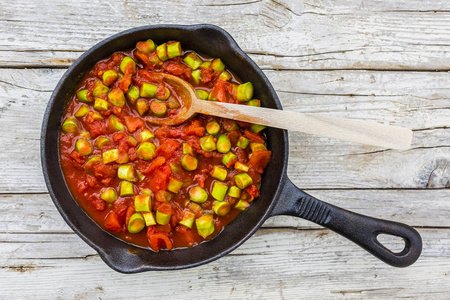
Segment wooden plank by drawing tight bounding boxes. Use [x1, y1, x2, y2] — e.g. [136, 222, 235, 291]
[0, 68, 448, 192]
[1, 0, 450, 70]
[1, 189, 449, 234]
[0, 228, 448, 299]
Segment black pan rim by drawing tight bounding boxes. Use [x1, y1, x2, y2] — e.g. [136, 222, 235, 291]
[41, 24, 289, 272]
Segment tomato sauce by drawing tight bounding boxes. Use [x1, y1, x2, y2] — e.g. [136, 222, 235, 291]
[59, 40, 271, 251]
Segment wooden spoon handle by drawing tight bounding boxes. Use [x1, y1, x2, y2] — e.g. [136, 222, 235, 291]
[194, 101, 413, 150]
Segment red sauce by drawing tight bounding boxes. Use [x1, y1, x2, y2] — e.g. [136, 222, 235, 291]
[59, 40, 271, 251]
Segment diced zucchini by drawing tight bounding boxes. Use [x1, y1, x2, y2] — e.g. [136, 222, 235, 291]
[120, 57, 136, 74]
[211, 58, 225, 72]
[76, 89, 93, 103]
[178, 210, 195, 228]
[150, 101, 167, 117]
[118, 164, 137, 182]
[95, 136, 110, 148]
[101, 188, 117, 203]
[236, 82, 253, 102]
[228, 186, 241, 198]
[102, 70, 118, 86]
[235, 200, 250, 211]
[222, 152, 238, 168]
[136, 39, 156, 54]
[93, 81, 109, 97]
[191, 69, 201, 85]
[136, 99, 149, 116]
[108, 115, 124, 131]
[247, 99, 261, 107]
[94, 97, 109, 111]
[250, 143, 267, 152]
[128, 213, 145, 233]
[108, 88, 126, 107]
[234, 173, 253, 189]
[167, 177, 183, 193]
[142, 212, 157, 226]
[155, 86, 171, 101]
[181, 154, 198, 171]
[84, 156, 102, 174]
[182, 143, 193, 155]
[136, 142, 156, 160]
[250, 124, 266, 133]
[167, 41, 182, 58]
[139, 129, 154, 142]
[136, 170, 145, 181]
[102, 149, 119, 164]
[126, 85, 140, 105]
[199, 135, 216, 152]
[211, 166, 227, 181]
[234, 161, 249, 172]
[237, 136, 250, 149]
[156, 43, 169, 61]
[200, 61, 211, 69]
[218, 71, 232, 81]
[62, 117, 78, 133]
[195, 214, 214, 238]
[155, 190, 173, 203]
[76, 138, 93, 156]
[213, 201, 231, 216]
[126, 136, 138, 147]
[135, 194, 151, 212]
[188, 186, 208, 203]
[196, 89, 209, 100]
[169, 163, 181, 173]
[75, 105, 89, 118]
[119, 181, 134, 197]
[206, 121, 220, 136]
[79, 131, 91, 139]
[223, 120, 239, 132]
[183, 52, 202, 70]
[216, 135, 231, 153]
[211, 181, 228, 201]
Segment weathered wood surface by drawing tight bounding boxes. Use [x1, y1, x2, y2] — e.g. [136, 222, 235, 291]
[2, 0, 450, 70]
[1, 229, 449, 299]
[1, 0, 449, 299]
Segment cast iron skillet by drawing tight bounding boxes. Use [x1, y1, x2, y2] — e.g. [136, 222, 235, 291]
[41, 24, 422, 273]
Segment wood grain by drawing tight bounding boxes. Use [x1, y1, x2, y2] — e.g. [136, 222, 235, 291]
[1, 0, 450, 70]
[0, 229, 449, 299]
[1, 0, 449, 298]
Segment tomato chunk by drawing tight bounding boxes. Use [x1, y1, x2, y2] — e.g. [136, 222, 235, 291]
[155, 139, 181, 159]
[124, 116, 144, 133]
[104, 211, 123, 233]
[140, 156, 166, 175]
[149, 164, 171, 192]
[244, 129, 265, 144]
[248, 150, 272, 174]
[147, 227, 173, 252]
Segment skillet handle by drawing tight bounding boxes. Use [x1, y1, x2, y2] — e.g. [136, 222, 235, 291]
[271, 178, 422, 267]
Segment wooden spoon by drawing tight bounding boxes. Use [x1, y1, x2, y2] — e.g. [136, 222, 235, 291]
[147, 73, 413, 150]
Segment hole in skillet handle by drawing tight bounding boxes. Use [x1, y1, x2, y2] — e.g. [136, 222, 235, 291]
[271, 178, 422, 267]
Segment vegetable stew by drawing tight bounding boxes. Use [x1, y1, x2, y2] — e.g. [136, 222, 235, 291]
[59, 39, 272, 251]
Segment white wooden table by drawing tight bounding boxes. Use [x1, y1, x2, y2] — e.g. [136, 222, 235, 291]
[1, 0, 449, 299]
